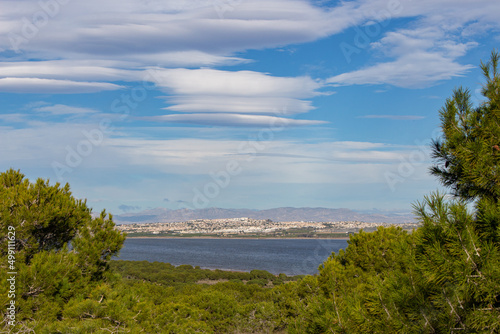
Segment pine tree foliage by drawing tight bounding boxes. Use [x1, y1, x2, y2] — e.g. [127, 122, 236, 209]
[418, 50, 500, 332]
[414, 193, 500, 332]
[0, 169, 90, 263]
[72, 210, 126, 280]
[0, 169, 125, 331]
[431, 50, 500, 201]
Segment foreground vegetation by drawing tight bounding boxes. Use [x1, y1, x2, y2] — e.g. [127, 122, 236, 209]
[1, 52, 500, 333]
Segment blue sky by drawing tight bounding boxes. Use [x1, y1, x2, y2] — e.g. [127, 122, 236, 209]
[1, 0, 499, 215]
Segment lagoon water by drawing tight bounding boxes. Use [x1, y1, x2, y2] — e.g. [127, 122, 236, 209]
[114, 238, 349, 276]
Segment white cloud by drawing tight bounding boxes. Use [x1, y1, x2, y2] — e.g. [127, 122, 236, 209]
[98, 136, 432, 186]
[0, 118, 435, 213]
[0, 119, 429, 185]
[0, 0, 342, 57]
[143, 68, 325, 125]
[321, 0, 500, 88]
[34, 104, 99, 115]
[0, 60, 142, 81]
[164, 96, 314, 114]
[327, 27, 476, 88]
[0, 113, 27, 123]
[0, 62, 324, 124]
[0, 0, 498, 95]
[0, 122, 101, 164]
[0, 77, 124, 93]
[126, 51, 252, 67]
[151, 68, 321, 98]
[327, 54, 472, 88]
[401, 0, 500, 27]
[144, 113, 327, 127]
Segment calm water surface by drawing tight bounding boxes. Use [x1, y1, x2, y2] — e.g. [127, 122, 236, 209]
[114, 238, 348, 275]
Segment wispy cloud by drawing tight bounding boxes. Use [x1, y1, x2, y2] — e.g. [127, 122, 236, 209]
[325, 0, 500, 88]
[164, 96, 314, 115]
[0, 121, 422, 180]
[125, 51, 253, 67]
[0, 113, 27, 123]
[103, 137, 427, 174]
[143, 113, 327, 127]
[327, 26, 476, 88]
[0, 60, 141, 81]
[0, 78, 124, 93]
[34, 104, 99, 115]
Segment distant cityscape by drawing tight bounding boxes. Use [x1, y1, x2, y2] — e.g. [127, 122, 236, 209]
[117, 217, 421, 238]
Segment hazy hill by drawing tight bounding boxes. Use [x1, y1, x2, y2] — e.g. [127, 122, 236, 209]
[115, 207, 416, 224]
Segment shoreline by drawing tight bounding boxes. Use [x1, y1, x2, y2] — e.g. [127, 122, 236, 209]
[124, 236, 350, 240]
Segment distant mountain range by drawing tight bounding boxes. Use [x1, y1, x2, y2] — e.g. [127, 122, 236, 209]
[115, 207, 417, 225]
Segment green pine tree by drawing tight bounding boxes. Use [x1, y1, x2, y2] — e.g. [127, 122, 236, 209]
[412, 50, 500, 332]
[0, 169, 126, 331]
[430, 50, 500, 203]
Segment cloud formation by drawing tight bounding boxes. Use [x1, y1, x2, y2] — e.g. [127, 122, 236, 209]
[1, 0, 498, 109]
[145, 113, 327, 127]
[328, 27, 477, 88]
[0, 77, 124, 94]
[0, 0, 340, 57]
[164, 96, 314, 115]
[142, 68, 325, 125]
[34, 104, 100, 115]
